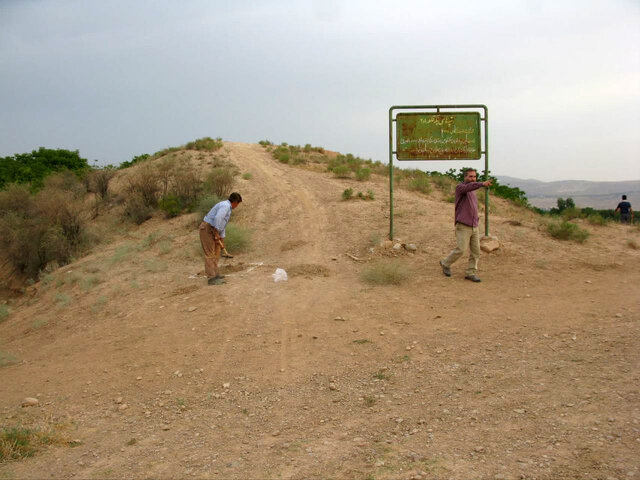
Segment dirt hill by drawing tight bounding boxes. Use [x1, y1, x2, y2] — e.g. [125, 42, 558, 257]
[1, 142, 639, 479]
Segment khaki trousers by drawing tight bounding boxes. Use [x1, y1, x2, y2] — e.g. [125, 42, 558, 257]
[199, 221, 221, 278]
[442, 223, 480, 276]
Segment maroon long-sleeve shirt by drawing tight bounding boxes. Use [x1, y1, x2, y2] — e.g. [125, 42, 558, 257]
[454, 181, 485, 227]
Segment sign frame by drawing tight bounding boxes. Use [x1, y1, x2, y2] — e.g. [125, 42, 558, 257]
[388, 105, 489, 239]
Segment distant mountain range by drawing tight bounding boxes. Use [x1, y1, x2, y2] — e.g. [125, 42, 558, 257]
[495, 176, 640, 210]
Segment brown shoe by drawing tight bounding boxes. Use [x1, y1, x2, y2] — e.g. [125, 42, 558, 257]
[465, 275, 482, 283]
[208, 277, 226, 285]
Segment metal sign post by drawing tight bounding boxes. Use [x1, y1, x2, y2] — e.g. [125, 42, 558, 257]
[388, 105, 489, 239]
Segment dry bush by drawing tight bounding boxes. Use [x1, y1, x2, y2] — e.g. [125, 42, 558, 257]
[156, 156, 177, 197]
[126, 164, 161, 208]
[123, 194, 153, 224]
[88, 168, 116, 199]
[204, 167, 236, 199]
[170, 165, 202, 209]
[43, 171, 86, 197]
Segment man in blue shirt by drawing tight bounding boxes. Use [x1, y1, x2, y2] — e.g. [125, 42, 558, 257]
[615, 195, 633, 224]
[199, 192, 242, 285]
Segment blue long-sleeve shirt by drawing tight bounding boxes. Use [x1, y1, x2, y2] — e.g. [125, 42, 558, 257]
[203, 200, 232, 238]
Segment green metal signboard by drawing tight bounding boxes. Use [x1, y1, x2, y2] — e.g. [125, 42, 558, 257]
[396, 112, 481, 160]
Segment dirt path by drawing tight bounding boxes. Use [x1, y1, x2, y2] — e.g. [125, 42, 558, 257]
[1, 143, 639, 480]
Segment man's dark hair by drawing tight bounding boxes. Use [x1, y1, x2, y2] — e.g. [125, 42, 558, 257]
[463, 168, 477, 176]
[622, 195, 627, 200]
[229, 192, 242, 203]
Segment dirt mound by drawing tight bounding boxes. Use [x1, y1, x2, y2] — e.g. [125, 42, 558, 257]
[0, 142, 638, 479]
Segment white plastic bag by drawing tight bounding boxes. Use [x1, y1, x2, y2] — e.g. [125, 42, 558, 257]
[272, 268, 288, 282]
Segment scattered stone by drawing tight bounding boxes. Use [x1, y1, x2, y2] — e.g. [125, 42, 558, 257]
[272, 430, 280, 436]
[118, 404, 128, 411]
[136, 376, 142, 381]
[615, 313, 623, 318]
[21, 397, 39, 407]
[380, 240, 393, 249]
[333, 316, 346, 321]
[328, 383, 337, 391]
[115, 397, 123, 404]
[480, 235, 500, 253]
[405, 243, 417, 252]
[223, 383, 230, 389]
[162, 425, 170, 431]
[392, 243, 402, 251]
[187, 306, 198, 312]
[331, 256, 338, 261]
[474, 446, 485, 453]
[514, 409, 526, 414]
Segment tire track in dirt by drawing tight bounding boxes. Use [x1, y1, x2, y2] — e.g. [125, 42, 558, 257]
[225, 143, 339, 382]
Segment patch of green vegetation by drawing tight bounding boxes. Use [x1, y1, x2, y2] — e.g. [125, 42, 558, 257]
[547, 221, 589, 243]
[0, 351, 19, 367]
[363, 396, 377, 407]
[54, 293, 71, 308]
[184, 137, 223, 152]
[81, 275, 103, 292]
[353, 339, 371, 344]
[342, 188, 354, 201]
[373, 370, 390, 380]
[223, 224, 252, 253]
[242, 173, 253, 180]
[0, 425, 75, 462]
[0, 305, 9, 323]
[32, 319, 48, 330]
[408, 175, 432, 194]
[361, 261, 410, 286]
[109, 244, 139, 264]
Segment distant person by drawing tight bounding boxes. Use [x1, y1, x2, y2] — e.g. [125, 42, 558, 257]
[615, 195, 633, 224]
[199, 192, 242, 285]
[440, 168, 492, 282]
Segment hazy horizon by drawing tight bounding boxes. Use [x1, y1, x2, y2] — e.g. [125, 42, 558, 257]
[1, 0, 639, 182]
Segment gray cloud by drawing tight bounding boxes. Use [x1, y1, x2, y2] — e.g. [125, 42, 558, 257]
[1, 0, 638, 181]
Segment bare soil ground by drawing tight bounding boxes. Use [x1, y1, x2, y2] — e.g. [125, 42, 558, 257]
[1, 142, 639, 480]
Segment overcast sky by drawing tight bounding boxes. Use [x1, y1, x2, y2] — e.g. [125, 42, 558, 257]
[1, 0, 639, 181]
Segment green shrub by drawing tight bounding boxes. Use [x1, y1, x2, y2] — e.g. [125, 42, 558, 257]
[0, 148, 90, 190]
[223, 224, 251, 253]
[366, 189, 375, 200]
[278, 152, 290, 164]
[587, 214, 609, 226]
[333, 165, 350, 178]
[258, 140, 272, 146]
[204, 167, 236, 199]
[342, 188, 354, 201]
[242, 173, 253, 180]
[408, 175, 432, 194]
[561, 207, 582, 221]
[361, 260, 409, 285]
[119, 153, 149, 169]
[547, 221, 589, 243]
[184, 137, 223, 152]
[355, 168, 371, 181]
[158, 195, 183, 218]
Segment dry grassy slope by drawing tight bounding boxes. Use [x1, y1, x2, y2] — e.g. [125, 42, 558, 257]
[1, 142, 639, 480]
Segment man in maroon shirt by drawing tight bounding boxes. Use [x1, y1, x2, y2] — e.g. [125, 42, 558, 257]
[440, 168, 492, 282]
